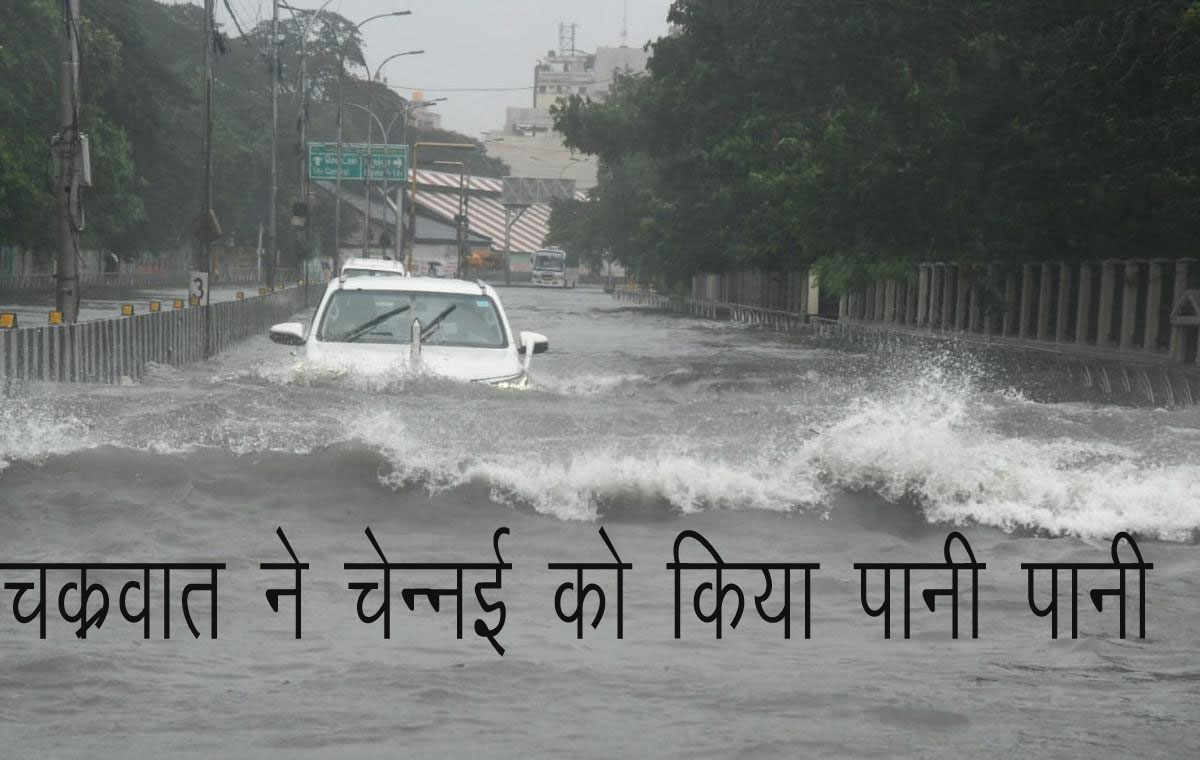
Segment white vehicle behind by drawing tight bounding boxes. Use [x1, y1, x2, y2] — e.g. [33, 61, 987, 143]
[531, 248, 578, 288]
[340, 257, 406, 278]
[268, 275, 547, 387]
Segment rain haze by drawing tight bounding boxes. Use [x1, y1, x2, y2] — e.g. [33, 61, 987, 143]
[198, 0, 676, 137]
[2, 1, 1199, 758]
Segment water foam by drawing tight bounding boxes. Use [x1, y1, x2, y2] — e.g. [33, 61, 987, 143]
[799, 371, 1200, 541]
[359, 366, 1200, 539]
[0, 397, 98, 474]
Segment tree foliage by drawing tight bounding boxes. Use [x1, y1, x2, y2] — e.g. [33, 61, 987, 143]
[551, 0, 1200, 289]
[0, 0, 506, 265]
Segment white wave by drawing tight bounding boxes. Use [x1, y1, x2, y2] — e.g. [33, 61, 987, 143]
[463, 447, 824, 521]
[359, 403, 825, 521]
[360, 366, 1200, 540]
[0, 399, 98, 475]
[535, 372, 650, 397]
[799, 373, 1200, 541]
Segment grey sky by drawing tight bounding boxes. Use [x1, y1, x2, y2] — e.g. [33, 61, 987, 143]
[196, 1, 675, 138]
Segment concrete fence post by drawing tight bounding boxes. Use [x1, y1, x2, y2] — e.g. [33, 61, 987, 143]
[1055, 263, 1072, 342]
[1097, 259, 1118, 348]
[1002, 269, 1018, 336]
[954, 265, 969, 331]
[931, 265, 940, 326]
[1036, 262, 1054, 341]
[942, 265, 957, 329]
[1019, 263, 1036, 339]
[1144, 260, 1165, 354]
[1076, 263, 1094, 347]
[917, 264, 931, 327]
[967, 266, 981, 333]
[1119, 260, 1141, 352]
[982, 264, 999, 335]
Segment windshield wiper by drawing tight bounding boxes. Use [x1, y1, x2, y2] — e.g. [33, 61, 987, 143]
[341, 304, 410, 343]
[420, 304, 457, 341]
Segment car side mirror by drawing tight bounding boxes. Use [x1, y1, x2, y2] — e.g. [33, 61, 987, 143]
[517, 330, 549, 355]
[269, 322, 306, 346]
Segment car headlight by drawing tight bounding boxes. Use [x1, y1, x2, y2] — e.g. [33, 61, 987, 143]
[479, 370, 529, 389]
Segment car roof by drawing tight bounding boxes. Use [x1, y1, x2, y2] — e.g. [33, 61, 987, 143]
[334, 274, 498, 299]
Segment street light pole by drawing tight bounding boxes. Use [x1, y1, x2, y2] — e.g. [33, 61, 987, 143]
[267, 0, 280, 287]
[433, 160, 467, 278]
[396, 97, 445, 262]
[280, 0, 337, 290]
[333, 10, 410, 275]
[364, 50, 422, 259]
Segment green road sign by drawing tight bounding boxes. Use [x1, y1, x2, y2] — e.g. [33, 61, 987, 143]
[308, 142, 408, 181]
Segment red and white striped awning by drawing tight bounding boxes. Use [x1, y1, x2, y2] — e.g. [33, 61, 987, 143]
[412, 169, 583, 254]
[414, 169, 503, 195]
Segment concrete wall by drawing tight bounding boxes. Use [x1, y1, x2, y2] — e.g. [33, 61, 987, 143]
[691, 270, 822, 316]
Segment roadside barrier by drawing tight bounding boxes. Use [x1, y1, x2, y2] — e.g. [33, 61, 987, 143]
[0, 282, 325, 385]
[612, 287, 806, 331]
[612, 284, 1199, 406]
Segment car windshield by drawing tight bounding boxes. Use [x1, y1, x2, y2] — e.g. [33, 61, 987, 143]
[317, 289, 507, 348]
[534, 253, 564, 271]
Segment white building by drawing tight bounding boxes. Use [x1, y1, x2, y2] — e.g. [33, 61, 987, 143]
[486, 25, 649, 191]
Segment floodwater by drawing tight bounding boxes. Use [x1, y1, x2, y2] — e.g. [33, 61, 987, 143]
[0, 287, 1197, 758]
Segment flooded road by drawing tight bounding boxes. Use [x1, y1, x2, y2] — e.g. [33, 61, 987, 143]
[1, 287, 1197, 758]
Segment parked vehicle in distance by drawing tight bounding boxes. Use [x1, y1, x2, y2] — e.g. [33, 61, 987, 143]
[340, 257, 406, 278]
[268, 274, 548, 387]
[531, 248, 578, 288]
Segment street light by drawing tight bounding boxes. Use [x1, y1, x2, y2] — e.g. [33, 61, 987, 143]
[558, 156, 585, 180]
[363, 49, 423, 258]
[348, 99, 444, 263]
[333, 10, 411, 274]
[527, 153, 586, 180]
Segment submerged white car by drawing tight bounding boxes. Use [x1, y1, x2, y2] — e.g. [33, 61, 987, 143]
[268, 275, 547, 387]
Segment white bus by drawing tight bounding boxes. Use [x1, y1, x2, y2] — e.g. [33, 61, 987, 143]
[531, 248, 578, 288]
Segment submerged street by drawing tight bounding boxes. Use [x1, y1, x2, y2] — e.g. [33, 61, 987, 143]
[1, 288, 1197, 757]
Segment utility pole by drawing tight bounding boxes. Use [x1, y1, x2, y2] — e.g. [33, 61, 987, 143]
[55, 0, 82, 324]
[268, 0, 279, 286]
[298, 12, 310, 295]
[281, 0, 339, 293]
[200, 0, 215, 358]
